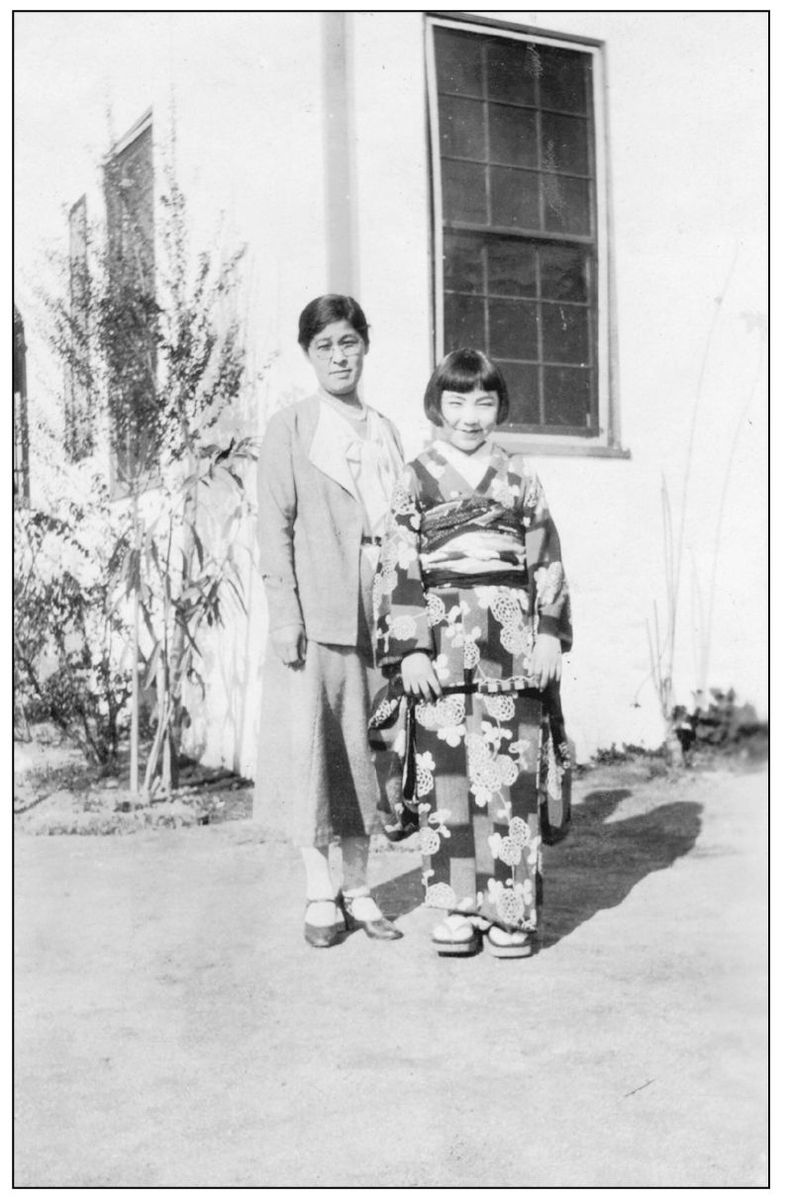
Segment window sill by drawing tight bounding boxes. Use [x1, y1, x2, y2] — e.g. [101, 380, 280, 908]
[493, 434, 631, 460]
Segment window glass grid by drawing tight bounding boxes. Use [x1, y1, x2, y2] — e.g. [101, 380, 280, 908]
[434, 23, 600, 436]
[66, 196, 94, 464]
[103, 119, 159, 492]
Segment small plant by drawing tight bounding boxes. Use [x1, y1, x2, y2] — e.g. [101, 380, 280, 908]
[672, 688, 765, 759]
[14, 496, 132, 765]
[645, 252, 765, 757]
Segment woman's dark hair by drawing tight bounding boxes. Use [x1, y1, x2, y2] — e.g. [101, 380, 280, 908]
[423, 348, 510, 426]
[297, 294, 370, 351]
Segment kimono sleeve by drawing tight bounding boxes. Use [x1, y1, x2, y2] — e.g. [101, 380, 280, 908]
[374, 465, 434, 671]
[521, 465, 573, 651]
[256, 410, 304, 634]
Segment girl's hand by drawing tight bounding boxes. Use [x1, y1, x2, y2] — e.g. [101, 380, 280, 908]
[272, 624, 307, 668]
[532, 633, 562, 690]
[401, 652, 443, 701]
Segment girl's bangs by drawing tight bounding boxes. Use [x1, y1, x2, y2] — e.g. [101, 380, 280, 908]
[438, 358, 499, 395]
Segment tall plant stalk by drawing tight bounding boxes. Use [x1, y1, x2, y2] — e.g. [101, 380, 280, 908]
[126, 158, 253, 797]
[36, 127, 255, 796]
[647, 248, 739, 740]
[696, 340, 765, 700]
[129, 487, 141, 794]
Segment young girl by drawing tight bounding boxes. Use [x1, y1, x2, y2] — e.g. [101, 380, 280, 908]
[370, 349, 572, 958]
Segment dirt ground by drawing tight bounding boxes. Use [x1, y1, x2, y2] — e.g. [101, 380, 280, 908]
[14, 759, 767, 1187]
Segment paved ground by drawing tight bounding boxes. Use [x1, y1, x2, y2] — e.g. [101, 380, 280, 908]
[14, 762, 767, 1187]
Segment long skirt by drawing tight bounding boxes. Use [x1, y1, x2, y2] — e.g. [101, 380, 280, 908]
[255, 546, 402, 846]
[254, 638, 391, 846]
[388, 583, 570, 933]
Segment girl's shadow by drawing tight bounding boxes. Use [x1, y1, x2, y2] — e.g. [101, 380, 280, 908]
[372, 788, 703, 944]
[541, 787, 703, 948]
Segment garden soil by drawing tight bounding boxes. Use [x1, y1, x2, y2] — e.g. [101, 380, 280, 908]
[14, 762, 767, 1187]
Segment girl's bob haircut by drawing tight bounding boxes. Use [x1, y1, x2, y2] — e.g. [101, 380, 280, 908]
[423, 348, 509, 427]
[298, 294, 370, 351]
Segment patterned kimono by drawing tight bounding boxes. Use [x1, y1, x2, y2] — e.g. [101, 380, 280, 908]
[371, 440, 572, 934]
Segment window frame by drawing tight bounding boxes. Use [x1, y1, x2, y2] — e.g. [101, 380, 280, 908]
[426, 12, 624, 457]
[14, 307, 30, 507]
[102, 109, 159, 497]
[65, 194, 94, 464]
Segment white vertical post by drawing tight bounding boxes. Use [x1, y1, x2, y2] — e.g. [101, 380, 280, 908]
[321, 11, 358, 296]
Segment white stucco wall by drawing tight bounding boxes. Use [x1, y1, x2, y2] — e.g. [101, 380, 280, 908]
[15, 11, 767, 769]
[342, 10, 768, 762]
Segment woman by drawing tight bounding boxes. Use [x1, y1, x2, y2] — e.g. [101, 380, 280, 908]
[256, 295, 405, 948]
[370, 349, 572, 958]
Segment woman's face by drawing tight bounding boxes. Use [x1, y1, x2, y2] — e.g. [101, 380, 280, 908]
[305, 319, 367, 399]
[439, 386, 499, 453]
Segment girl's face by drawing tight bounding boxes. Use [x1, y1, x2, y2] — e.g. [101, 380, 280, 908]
[439, 386, 499, 453]
[305, 318, 367, 399]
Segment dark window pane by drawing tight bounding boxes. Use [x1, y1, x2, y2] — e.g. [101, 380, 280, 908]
[444, 232, 485, 294]
[104, 121, 158, 488]
[440, 95, 486, 160]
[499, 361, 541, 426]
[486, 38, 538, 106]
[66, 196, 94, 463]
[540, 245, 589, 302]
[444, 292, 486, 351]
[443, 159, 487, 223]
[106, 124, 154, 283]
[541, 302, 590, 365]
[536, 46, 589, 114]
[436, 28, 483, 97]
[13, 308, 29, 505]
[435, 31, 599, 437]
[542, 173, 590, 234]
[489, 103, 537, 168]
[490, 166, 540, 229]
[488, 238, 537, 297]
[541, 112, 589, 175]
[489, 298, 538, 360]
[543, 365, 592, 427]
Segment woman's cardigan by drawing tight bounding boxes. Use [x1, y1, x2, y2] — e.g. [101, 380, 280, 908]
[257, 394, 403, 647]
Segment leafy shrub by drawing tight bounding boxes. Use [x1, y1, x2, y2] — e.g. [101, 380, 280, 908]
[14, 496, 132, 765]
[592, 743, 667, 765]
[37, 160, 253, 797]
[673, 688, 766, 757]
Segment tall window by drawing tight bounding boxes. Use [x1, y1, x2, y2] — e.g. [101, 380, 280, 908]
[13, 306, 30, 506]
[65, 195, 94, 462]
[428, 18, 612, 445]
[103, 111, 158, 490]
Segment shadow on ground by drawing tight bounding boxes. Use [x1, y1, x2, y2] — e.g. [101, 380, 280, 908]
[372, 865, 425, 919]
[541, 788, 703, 948]
[372, 787, 704, 948]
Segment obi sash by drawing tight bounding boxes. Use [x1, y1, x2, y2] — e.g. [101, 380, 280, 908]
[419, 496, 527, 590]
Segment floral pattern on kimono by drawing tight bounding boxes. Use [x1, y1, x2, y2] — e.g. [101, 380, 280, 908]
[372, 441, 572, 932]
